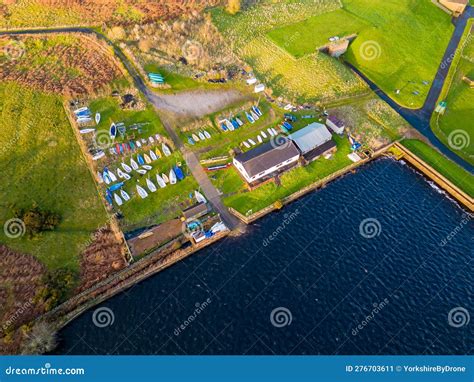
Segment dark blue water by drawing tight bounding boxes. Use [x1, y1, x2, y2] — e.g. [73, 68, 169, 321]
[55, 159, 473, 355]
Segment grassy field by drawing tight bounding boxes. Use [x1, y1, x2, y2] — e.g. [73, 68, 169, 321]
[263, 0, 454, 108]
[267, 8, 367, 57]
[0, 83, 108, 271]
[144, 64, 209, 93]
[211, 1, 367, 103]
[223, 134, 353, 214]
[432, 22, 474, 166]
[88, 96, 199, 231]
[401, 139, 474, 197]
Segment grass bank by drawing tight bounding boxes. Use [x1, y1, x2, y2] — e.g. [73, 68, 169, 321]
[0, 83, 108, 271]
[401, 139, 474, 198]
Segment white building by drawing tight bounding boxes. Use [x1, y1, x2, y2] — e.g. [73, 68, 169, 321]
[326, 115, 345, 135]
[233, 138, 300, 184]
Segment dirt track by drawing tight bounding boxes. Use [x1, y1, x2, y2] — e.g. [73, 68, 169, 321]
[149, 89, 247, 118]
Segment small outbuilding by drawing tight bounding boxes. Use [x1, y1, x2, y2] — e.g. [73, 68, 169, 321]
[182, 202, 210, 222]
[439, 0, 468, 16]
[326, 115, 345, 135]
[328, 39, 350, 58]
[233, 138, 300, 184]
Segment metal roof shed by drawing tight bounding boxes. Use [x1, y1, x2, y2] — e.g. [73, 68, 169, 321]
[288, 123, 333, 155]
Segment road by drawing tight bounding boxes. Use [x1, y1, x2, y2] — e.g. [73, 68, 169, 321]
[346, 6, 474, 174]
[0, 26, 244, 231]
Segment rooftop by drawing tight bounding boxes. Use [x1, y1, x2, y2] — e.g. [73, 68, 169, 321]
[234, 138, 300, 178]
[327, 115, 345, 128]
[288, 122, 333, 155]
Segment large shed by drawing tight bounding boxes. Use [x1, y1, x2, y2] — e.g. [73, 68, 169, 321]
[288, 123, 333, 154]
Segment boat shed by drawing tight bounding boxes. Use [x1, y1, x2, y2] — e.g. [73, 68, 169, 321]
[288, 123, 336, 162]
[182, 202, 209, 222]
[233, 138, 300, 184]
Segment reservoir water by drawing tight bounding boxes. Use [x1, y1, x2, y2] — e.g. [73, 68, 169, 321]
[54, 159, 473, 355]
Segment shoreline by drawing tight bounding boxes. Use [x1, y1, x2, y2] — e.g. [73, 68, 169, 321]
[45, 140, 473, 336]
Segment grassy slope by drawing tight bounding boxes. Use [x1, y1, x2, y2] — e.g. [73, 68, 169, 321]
[211, 1, 367, 103]
[267, 8, 368, 57]
[224, 135, 352, 214]
[401, 139, 474, 197]
[0, 83, 108, 271]
[144, 64, 208, 92]
[432, 21, 474, 165]
[265, 0, 454, 108]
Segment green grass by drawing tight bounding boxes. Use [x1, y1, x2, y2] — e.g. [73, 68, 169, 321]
[89, 97, 200, 231]
[401, 139, 474, 197]
[0, 83, 108, 271]
[263, 0, 454, 108]
[211, 1, 367, 103]
[267, 8, 367, 57]
[432, 21, 474, 165]
[223, 135, 353, 214]
[144, 64, 205, 92]
[117, 151, 200, 230]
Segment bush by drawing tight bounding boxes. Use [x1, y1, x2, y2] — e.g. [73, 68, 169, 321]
[14, 206, 61, 237]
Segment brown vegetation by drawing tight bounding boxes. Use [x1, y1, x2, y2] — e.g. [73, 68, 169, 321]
[0, 34, 123, 96]
[76, 226, 126, 293]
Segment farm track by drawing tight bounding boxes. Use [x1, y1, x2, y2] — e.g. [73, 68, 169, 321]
[0, 26, 244, 231]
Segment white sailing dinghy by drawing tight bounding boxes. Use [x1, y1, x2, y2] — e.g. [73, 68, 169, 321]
[136, 169, 147, 175]
[95, 112, 101, 125]
[198, 131, 205, 140]
[80, 128, 95, 134]
[113, 193, 123, 206]
[149, 150, 157, 161]
[120, 189, 130, 201]
[156, 174, 166, 188]
[204, 130, 211, 139]
[257, 135, 263, 143]
[136, 140, 142, 148]
[169, 169, 177, 185]
[261, 131, 268, 139]
[243, 141, 250, 149]
[248, 139, 256, 146]
[271, 128, 278, 136]
[195, 190, 207, 204]
[268, 128, 275, 137]
[108, 170, 117, 182]
[142, 165, 152, 171]
[136, 185, 148, 199]
[192, 133, 200, 142]
[144, 153, 152, 164]
[146, 178, 157, 192]
[130, 158, 139, 171]
[162, 173, 169, 183]
[117, 168, 126, 179]
[121, 162, 132, 173]
[162, 143, 172, 156]
[149, 136, 155, 144]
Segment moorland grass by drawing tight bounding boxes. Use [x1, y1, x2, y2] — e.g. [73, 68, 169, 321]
[0, 83, 108, 271]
